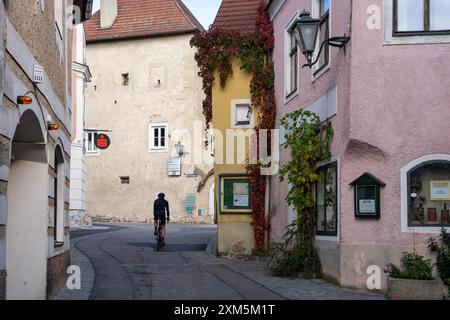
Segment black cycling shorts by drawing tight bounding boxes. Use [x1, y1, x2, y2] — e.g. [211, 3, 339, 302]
[154, 212, 166, 225]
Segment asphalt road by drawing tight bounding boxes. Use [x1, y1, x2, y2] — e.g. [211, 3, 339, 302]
[73, 224, 284, 300]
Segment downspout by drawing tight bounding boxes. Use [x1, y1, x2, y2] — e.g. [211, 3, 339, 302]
[265, 176, 270, 249]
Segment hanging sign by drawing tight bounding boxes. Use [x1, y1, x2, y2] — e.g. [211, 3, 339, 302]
[95, 133, 111, 150]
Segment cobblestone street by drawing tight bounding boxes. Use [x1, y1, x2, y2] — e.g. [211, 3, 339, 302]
[55, 224, 385, 300]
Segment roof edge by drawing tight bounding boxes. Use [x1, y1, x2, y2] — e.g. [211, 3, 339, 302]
[174, 0, 205, 32]
[86, 28, 199, 44]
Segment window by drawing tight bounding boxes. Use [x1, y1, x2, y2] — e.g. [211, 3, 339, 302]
[394, 0, 450, 35]
[122, 73, 129, 86]
[408, 160, 450, 227]
[120, 176, 130, 184]
[54, 146, 65, 247]
[285, 13, 299, 99]
[149, 123, 168, 151]
[85, 131, 99, 154]
[231, 100, 254, 128]
[313, 0, 330, 75]
[287, 29, 298, 97]
[235, 104, 251, 126]
[315, 162, 338, 236]
[220, 176, 252, 214]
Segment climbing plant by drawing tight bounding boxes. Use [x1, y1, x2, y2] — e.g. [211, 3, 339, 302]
[190, 0, 275, 251]
[269, 110, 334, 277]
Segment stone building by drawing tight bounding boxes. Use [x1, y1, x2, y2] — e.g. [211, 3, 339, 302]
[84, 0, 214, 223]
[0, 0, 92, 300]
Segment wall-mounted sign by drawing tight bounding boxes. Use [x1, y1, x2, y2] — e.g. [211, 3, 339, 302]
[220, 176, 252, 214]
[168, 157, 181, 176]
[430, 181, 450, 201]
[350, 173, 385, 219]
[185, 194, 196, 215]
[95, 133, 111, 150]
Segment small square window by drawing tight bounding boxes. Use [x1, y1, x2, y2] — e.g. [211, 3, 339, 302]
[120, 176, 130, 184]
[85, 131, 99, 154]
[235, 104, 251, 126]
[122, 73, 129, 86]
[149, 123, 168, 152]
[231, 100, 254, 129]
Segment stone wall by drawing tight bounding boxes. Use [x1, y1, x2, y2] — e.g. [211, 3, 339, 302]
[0, 269, 5, 300]
[46, 251, 70, 299]
[5, 0, 72, 106]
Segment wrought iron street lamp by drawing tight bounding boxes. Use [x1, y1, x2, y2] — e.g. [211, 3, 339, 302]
[294, 10, 350, 68]
[175, 141, 185, 157]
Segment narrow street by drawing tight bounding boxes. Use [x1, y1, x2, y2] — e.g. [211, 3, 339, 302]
[66, 224, 284, 300]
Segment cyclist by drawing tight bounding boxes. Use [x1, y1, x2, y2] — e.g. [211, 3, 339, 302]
[153, 193, 170, 246]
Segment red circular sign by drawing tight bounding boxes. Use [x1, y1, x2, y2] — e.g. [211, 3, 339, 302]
[95, 134, 111, 150]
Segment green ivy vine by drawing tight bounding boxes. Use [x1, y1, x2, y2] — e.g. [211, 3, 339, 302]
[270, 109, 334, 277]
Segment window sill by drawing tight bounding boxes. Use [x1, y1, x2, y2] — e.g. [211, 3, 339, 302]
[403, 226, 450, 234]
[316, 234, 339, 242]
[284, 90, 298, 105]
[86, 152, 100, 156]
[393, 30, 450, 37]
[149, 148, 168, 153]
[312, 64, 330, 83]
[54, 241, 64, 248]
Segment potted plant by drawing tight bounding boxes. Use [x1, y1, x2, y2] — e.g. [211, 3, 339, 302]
[429, 228, 450, 298]
[385, 252, 447, 300]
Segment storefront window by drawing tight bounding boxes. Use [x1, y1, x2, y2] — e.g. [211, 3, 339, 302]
[316, 162, 338, 236]
[408, 160, 450, 227]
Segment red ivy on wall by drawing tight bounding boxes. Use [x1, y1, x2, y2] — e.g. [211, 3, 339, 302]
[190, 1, 276, 251]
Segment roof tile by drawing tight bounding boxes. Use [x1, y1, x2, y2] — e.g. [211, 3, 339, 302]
[85, 0, 203, 42]
[212, 0, 261, 35]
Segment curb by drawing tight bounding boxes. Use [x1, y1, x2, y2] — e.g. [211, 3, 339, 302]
[53, 236, 95, 300]
[206, 235, 218, 258]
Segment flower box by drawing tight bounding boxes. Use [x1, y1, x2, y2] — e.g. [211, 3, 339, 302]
[387, 277, 448, 300]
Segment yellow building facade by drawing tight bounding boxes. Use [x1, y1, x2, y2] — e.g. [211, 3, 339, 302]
[212, 59, 259, 255]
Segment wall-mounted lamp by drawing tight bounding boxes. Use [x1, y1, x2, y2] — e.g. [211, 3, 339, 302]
[175, 141, 185, 157]
[17, 96, 33, 105]
[48, 123, 60, 131]
[293, 10, 350, 68]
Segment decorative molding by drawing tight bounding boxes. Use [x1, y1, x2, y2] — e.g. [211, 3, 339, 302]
[73, 62, 92, 82]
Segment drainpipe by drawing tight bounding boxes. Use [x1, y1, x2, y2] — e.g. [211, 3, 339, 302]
[264, 176, 270, 249]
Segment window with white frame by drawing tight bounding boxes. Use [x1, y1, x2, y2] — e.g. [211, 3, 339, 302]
[231, 100, 254, 129]
[394, 0, 450, 34]
[313, 0, 330, 75]
[149, 123, 168, 151]
[85, 131, 99, 154]
[315, 161, 338, 236]
[407, 160, 450, 227]
[285, 14, 299, 99]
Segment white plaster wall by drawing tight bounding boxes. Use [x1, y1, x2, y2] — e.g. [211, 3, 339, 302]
[0, 0, 4, 100]
[85, 34, 213, 221]
[6, 160, 48, 300]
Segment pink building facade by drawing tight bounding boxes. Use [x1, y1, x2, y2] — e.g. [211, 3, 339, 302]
[268, 0, 450, 290]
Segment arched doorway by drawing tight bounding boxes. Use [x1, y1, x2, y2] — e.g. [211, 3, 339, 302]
[6, 110, 48, 300]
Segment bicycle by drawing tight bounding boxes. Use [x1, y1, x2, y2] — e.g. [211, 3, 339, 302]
[155, 217, 163, 251]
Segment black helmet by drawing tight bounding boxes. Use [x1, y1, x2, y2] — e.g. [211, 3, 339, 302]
[158, 193, 165, 198]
